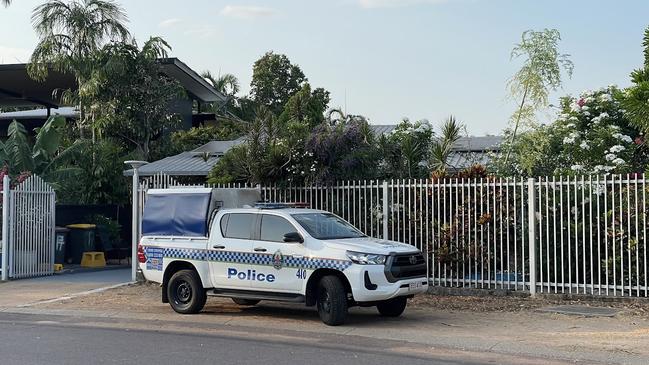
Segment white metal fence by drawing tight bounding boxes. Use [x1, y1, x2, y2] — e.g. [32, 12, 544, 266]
[0, 175, 56, 280]
[138, 173, 649, 297]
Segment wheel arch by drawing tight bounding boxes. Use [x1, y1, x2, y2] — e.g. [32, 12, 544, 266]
[162, 261, 198, 303]
[305, 268, 352, 306]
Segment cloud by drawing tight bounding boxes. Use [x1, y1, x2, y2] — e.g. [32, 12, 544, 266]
[158, 18, 183, 28]
[220, 5, 277, 20]
[0, 45, 31, 63]
[184, 25, 219, 39]
[359, 0, 447, 8]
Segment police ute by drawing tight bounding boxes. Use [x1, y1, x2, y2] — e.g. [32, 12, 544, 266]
[138, 188, 428, 326]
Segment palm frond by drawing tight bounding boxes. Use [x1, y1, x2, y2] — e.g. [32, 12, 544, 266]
[140, 36, 171, 60]
[5, 121, 35, 172]
[429, 116, 464, 172]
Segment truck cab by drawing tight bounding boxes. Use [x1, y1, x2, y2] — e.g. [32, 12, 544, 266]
[139, 188, 428, 325]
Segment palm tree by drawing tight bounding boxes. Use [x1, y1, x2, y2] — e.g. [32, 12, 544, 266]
[429, 116, 463, 174]
[623, 26, 649, 133]
[27, 0, 131, 138]
[201, 70, 240, 96]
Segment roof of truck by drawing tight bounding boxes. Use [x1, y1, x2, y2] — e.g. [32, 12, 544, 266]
[220, 207, 326, 215]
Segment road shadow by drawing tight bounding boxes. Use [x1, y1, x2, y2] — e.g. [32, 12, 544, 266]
[200, 299, 436, 327]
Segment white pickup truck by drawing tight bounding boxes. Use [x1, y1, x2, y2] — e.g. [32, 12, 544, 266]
[138, 188, 428, 325]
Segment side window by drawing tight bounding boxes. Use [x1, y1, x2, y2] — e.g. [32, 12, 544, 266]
[260, 215, 298, 242]
[223, 213, 255, 240]
[219, 214, 229, 237]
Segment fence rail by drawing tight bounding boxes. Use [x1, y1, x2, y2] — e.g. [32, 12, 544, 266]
[139, 173, 649, 297]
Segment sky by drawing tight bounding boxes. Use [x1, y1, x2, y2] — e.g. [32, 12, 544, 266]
[1, 0, 648, 135]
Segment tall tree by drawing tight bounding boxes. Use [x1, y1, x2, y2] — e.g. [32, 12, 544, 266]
[250, 51, 307, 114]
[623, 26, 649, 133]
[504, 29, 573, 163]
[277, 83, 330, 129]
[27, 0, 131, 137]
[87, 37, 184, 160]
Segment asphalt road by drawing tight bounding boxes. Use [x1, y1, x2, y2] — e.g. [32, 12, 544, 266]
[0, 312, 571, 365]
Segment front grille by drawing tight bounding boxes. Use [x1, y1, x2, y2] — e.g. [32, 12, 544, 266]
[385, 253, 427, 283]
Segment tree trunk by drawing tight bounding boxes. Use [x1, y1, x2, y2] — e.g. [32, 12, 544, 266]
[503, 86, 529, 164]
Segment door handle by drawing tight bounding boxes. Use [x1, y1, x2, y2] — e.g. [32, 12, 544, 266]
[254, 247, 267, 252]
[212, 245, 226, 249]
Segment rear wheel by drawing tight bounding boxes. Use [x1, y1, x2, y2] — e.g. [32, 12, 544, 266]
[316, 275, 348, 326]
[377, 296, 407, 317]
[167, 269, 206, 314]
[232, 298, 260, 306]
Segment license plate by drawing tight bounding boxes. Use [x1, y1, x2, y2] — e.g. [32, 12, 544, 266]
[408, 282, 423, 291]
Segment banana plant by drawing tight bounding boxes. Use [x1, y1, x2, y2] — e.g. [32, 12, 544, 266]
[0, 116, 86, 186]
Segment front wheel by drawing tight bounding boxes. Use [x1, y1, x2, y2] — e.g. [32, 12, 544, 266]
[317, 275, 348, 326]
[167, 269, 206, 314]
[377, 296, 407, 317]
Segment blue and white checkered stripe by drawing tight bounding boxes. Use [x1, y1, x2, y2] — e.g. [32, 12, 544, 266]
[152, 246, 352, 271]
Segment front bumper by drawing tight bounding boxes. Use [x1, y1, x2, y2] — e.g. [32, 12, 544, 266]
[345, 264, 428, 302]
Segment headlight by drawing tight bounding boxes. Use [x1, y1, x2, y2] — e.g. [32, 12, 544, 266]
[346, 251, 387, 265]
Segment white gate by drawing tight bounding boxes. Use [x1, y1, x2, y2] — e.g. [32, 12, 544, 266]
[0, 175, 56, 279]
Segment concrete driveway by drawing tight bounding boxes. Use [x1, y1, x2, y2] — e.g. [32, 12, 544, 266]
[0, 269, 131, 307]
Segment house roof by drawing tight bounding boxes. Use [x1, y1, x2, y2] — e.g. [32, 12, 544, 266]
[158, 58, 226, 104]
[0, 64, 75, 108]
[369, 124, 397, 135]
[454, 136, 502, 152]
[369, 124, 502, 152]
[0, 58, 225, 109]
[124, 137, 245, 177]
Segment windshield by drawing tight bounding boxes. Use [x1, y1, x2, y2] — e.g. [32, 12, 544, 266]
[292, 213, 366, 240]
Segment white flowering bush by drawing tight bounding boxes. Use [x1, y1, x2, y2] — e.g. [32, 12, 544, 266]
[377, 118, 434, 178]
[493, 85, 647, 176]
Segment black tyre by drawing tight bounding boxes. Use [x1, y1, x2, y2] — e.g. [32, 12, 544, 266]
[316, 275, 348, 326]
[377, 296, 408, 317]
[167, 269, 206, 314]
[232, 298, 260, 306]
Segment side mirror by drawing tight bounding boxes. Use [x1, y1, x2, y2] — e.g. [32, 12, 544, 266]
[283, 231, 304, 243]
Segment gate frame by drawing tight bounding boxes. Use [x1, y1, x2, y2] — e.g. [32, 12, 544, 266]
[1, 174, 56, 281]
[1, 174, 8, 281]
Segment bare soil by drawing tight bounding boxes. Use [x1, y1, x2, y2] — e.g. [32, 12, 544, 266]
[40, 281, 649, 317]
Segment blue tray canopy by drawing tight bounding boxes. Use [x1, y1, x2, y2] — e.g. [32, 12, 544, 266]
[142, 188, 212, 237]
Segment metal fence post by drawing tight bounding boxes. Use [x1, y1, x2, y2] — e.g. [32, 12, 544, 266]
[527, 178, 537, 297]
[125, 161, 148, 283]
[382, 181, 389, 240]
[1, 174, 9, 281]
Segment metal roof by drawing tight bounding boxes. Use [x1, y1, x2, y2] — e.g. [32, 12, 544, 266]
[453, 136, 502, 152]
[447, 151, 493, 171]
[124, 138, 245, 177]
[0, 58, 225, 109]
[193, 138, 245, 153]
[369, 124, 397, 135]
[369, 124, 502, 152]
[158, 58, 226, 103]
[0, 64, 74, 108]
